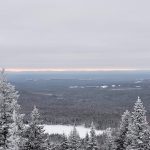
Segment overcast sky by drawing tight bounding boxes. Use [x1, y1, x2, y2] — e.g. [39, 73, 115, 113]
[0, 0, 150, 70]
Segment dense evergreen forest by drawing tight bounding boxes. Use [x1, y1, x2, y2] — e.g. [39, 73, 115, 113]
[10, 72, 150, 130]
[0, 71, 150, 150]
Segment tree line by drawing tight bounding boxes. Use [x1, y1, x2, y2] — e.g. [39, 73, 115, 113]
[0, 71, 150, 150]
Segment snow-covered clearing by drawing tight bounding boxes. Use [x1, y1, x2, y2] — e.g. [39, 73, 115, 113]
[43, 124, 104, 138]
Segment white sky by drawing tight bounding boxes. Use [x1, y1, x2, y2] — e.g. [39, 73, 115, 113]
[0, 0, 150, 70]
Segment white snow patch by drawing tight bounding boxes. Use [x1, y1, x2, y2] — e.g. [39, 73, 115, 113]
[135, 80, 142, 84]
[43, 125, 104, 138]
[69, 86, 85, 89]
[101, 85, 108, 89]
[136, 86, 141, 88]
[69, 86, 79, 89]
[112, 85, 116, 88]
[86, 86, 99, 88]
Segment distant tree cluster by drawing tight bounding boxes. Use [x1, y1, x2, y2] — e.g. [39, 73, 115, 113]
[0, 71, 150, 149]
[47, 123, 98, 150]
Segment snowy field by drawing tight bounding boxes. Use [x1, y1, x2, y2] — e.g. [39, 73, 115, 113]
[43, 125, 104, 138]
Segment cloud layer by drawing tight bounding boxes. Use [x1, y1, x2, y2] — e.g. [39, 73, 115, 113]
[0, 0, 150, 69]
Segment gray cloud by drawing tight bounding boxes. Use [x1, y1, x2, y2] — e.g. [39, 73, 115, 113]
[0, 0, 150, 69]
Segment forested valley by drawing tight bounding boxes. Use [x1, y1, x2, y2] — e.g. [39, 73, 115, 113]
[1, 71, 150, 150]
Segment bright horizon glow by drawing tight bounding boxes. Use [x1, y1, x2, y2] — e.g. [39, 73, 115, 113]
[3, 68, 150, 72]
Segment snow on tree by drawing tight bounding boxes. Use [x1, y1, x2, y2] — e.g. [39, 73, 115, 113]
[84, 132, 90, 148]
[86, 122, 98, 150]
[8, 110, 24, 150]
[126, 97, 150, 150]
[60, 134, 69, 150]
[0, 69, 20, 149]
[85, 132, 90, 142]
[68, 125, 81, 150]
[104, 128, 115, 150]
[24, 106, 46, 150]
[8, 98, 25, 150]
[114, 110, 131, 150]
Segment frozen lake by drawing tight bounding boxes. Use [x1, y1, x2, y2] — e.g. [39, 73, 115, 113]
[43, 124, 104, 138]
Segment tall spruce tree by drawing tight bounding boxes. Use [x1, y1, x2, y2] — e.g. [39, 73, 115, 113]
[114, 110, 131, 150]
[0, 69, 20, 149]
[104, 128, 115, 150]
[87, 122, 98, 150]
[60, 134, 69, 150]
[24, 106, 46, 150]
[84, 132, 90, 149]
[68, 125, 80, 150]
[8, 99, 25, 150]
[126, 97, 150, 150]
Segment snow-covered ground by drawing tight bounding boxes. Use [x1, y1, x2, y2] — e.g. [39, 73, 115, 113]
[100, 85, 108, 89]
[43, 125, 104, 138]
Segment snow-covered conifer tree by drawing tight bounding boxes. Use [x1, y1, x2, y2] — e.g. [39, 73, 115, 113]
[8, 100, 25, 150]
[87, 122, 98, 150]
[60, 134, 69, 150]
[126, 97, 150, 150]
[114, 110, 131, 150]
[104, 128, 115, 150]
[0, 69, 21, 149]
[84, 132, 89, 149]
[24, 106, 46, 150]
[85, 132, 89, 143]
[68, 125, 80, 150]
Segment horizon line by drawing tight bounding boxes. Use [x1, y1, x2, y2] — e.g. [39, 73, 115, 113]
[2, 68, 150, 72]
